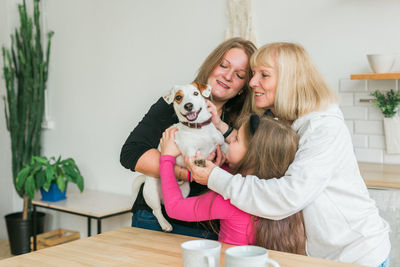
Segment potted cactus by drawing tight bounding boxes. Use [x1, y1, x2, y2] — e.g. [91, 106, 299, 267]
[370, 89, 400, 154]
[1, 0, 54, 255]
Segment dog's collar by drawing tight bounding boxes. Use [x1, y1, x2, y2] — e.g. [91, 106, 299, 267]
[180, 117, 212, 129]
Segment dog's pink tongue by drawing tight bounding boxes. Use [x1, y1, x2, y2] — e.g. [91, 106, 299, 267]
[186, 112, 197, 121]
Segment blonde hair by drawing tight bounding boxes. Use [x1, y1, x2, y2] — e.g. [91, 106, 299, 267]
[195, 37, 257, 127]
[250, 42, 337, 121]
[232, 115, 306, 255]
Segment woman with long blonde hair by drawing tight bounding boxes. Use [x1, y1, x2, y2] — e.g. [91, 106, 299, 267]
[186, 42, 391, 266]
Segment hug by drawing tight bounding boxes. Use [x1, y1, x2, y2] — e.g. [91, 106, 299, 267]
[120, 38, 390, 267]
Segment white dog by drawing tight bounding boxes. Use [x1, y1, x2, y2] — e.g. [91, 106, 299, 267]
[131, 82, 228, 232]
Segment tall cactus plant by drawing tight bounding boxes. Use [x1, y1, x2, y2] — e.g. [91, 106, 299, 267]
[2, 0, 54, 220]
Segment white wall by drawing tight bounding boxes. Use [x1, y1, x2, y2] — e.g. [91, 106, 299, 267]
[1, 0, 400, 239]
[0, 0, 14, 240]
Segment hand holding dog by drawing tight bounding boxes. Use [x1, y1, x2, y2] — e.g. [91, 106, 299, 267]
[160, 127, 181, 157]
[206, 100, 227, 132]
[184, 153, 216, 186]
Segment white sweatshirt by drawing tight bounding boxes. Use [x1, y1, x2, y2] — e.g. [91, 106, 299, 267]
[209, 105, 390, 267]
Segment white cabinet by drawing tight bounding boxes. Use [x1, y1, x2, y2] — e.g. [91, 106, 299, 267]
[368, 187, 400, 266]
[359, 162, 400, 266]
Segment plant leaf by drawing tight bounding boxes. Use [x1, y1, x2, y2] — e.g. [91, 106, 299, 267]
[33, 156, 48, 165]
[42, 181, 50, 192]
[45, 166, 55, 184]
[35, 170, 46, 189]
[57, 175, 66, 192]
[65, 174, 75, 183]
[76, 174, 84, 192]
[25, 176, 35, 200]
[64, 164, 78, 179]
[16, 166, 31, 190]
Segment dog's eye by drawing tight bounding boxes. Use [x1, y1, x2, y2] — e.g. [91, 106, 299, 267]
[175, 95, 182, 101]
[194, 92, 199, 96]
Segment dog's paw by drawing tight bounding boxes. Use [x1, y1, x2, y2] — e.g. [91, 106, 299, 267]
[160, 221, 173, 232]
[194, 158, 206, 167]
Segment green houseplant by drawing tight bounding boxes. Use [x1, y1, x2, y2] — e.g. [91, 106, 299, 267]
[370, 89, 400, 118]
[2, 0, 53, 217]
[370, 89, 400, 154]
[16, 156, 84, 201]
[2, 0, 53, 255]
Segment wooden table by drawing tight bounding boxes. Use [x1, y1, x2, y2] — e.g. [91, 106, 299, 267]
[32, 190, 132, 250]
[358, 162, 400, 189]
[0, 227, 362, 266]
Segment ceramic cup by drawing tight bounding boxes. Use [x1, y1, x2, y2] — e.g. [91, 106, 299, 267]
[181, 240, 221, 267]
[225, 246, 280, 267]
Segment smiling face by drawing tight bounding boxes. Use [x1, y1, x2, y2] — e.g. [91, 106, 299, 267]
[172, 84, 211, 123]
[207, 48, 248, 106]
[249, 62, 278, 110]
[226, 125, 248, 169]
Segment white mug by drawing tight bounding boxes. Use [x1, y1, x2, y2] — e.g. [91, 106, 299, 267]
[225, 246, 280, 267]
[181, 240, 221, 267]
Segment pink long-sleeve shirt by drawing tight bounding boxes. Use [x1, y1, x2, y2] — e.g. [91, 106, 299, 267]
[160, 155, 254, 245]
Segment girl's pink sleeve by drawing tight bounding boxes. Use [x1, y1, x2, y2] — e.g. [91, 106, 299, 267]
[160, 155, 234, 222]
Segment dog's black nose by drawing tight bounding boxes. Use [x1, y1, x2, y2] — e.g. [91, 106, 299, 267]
[184, 103, 193, 111]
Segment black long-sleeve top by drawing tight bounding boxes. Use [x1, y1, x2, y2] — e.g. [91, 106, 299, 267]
[120, 97, 212, 228]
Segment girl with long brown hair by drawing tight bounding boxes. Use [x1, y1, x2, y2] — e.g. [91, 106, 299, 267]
[159, 115, 306, 254]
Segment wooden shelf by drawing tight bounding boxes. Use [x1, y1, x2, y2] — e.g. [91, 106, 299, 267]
[350, 73, 400, 80]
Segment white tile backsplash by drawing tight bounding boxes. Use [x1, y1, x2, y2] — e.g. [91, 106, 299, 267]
[368, 107, 384, 120]
[352, 135, 368, 148]
[355, 120, 383, 135]
[345, 120, 354, 134]
[339, 79, 366, 92]
[384, 153, 400, 164]
[354, 92, 373, 107]
[369, 135, 385, 149]
[339, 79, 400, 164]
[354, 148, 384, 163]
[341, 106, 368, 120]
[338, 93, 354, 106]
[369, 80, 397, 91]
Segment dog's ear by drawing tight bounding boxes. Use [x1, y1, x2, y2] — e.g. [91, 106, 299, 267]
[200, 84, 212, 98]
[192, 82, 211, 98]
[163, 86, 179, 104]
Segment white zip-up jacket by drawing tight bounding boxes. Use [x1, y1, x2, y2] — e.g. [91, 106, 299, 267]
[209, 104, 390, 267]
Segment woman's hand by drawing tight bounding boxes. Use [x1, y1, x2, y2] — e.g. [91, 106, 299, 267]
[207, 100, 228, 133]
[206, 145, 226, 167]
[160, 127, 181, 157]
[184, 153, 216, 185]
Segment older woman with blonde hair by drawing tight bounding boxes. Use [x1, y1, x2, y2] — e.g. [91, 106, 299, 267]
[186, 42, 391, 266]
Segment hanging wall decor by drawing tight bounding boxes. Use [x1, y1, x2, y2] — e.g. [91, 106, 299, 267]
[226, 0, 257, 45]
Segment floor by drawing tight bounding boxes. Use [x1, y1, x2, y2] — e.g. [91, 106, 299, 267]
[0, 239, 13, 260]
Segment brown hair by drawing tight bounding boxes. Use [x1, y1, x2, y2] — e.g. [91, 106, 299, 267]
[250, 42, 337, 121]
[194, 37, 257, 128]
[232, 115, 307, 255]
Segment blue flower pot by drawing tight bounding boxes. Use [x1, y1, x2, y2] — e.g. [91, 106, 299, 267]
[40, 183, 66, 202]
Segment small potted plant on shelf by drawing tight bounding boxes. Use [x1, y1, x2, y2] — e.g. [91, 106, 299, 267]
[16, 156, 84, 202]
[370, 89, 400, 154]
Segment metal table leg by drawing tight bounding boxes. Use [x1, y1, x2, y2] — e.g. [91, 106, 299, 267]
[97, 219, 101, 234]
[33, 205, 37, 251]
[88, 217, 91, 237]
